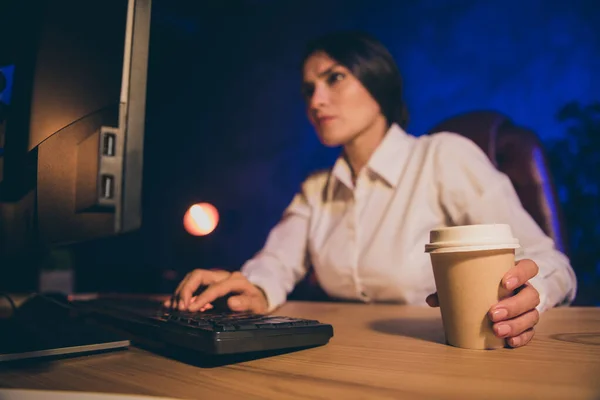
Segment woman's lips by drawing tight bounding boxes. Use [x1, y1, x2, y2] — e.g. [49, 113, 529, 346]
[317, 116, 336, 124]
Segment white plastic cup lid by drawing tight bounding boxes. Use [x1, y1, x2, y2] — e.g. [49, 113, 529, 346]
[424, 224, 520, 253]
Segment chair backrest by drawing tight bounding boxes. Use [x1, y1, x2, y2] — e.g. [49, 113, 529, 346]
[428, 110, 568, 254]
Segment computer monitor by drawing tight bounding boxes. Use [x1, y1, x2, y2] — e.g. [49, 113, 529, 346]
[0, 0, 152, 288]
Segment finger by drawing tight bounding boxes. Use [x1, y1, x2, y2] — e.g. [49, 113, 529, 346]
[172, 269, 231, 308]
[493, 308, 540, 338]
[227, 294, 265, 313]
[163, 291, 182, 309]
[507, 328, 535, 348]
[178, 271, 214, 309]
[187, 295, 199, 305]
[163, 297, 177, 308]
[188, 274, 250, 311]
[502, 259, 539, 291]
[190, 296, 212, 310]
[227, 295, 251, 312]
[490, 284, 540, 322]
[164, 274, 192, 307]
[426, 293, 439, 307]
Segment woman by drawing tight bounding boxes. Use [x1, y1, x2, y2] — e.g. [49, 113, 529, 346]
[167, 31, 577, 348]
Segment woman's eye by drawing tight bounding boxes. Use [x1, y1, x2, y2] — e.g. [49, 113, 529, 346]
[327, 72, 345, 85]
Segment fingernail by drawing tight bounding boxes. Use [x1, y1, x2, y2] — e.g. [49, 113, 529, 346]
[495, 324, 511, 337]
[229, 298, 240, 307]
[505, 277, 519, 290]
[510, 337, 520, 347]
[490, 308, 508, 321]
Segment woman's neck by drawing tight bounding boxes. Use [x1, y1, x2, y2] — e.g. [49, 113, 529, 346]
[343, 116, 389, 183]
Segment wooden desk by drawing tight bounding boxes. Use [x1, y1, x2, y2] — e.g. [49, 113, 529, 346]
[1, 301, 599, 400]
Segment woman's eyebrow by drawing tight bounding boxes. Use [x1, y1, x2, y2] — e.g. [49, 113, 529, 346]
[303, 64, 342, 85]
[317, 64, 341, 78]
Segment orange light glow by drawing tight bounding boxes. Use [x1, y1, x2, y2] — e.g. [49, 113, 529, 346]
[183, 203, 219, 236]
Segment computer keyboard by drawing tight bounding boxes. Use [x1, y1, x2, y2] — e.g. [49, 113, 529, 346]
[75, 297, 334, 355]
[157, 310, 323, 331]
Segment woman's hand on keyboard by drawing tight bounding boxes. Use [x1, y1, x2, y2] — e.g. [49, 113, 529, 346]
[164, 269, 268, 314]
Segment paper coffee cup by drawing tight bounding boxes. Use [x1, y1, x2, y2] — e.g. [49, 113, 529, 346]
[425, 224, 520, 350]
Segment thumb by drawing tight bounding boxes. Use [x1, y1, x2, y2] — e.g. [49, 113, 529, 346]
[228, 294, 265, 313]
[426, 292, 440, 307]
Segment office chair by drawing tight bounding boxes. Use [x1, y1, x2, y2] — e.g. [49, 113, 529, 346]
[428, 110, 568, 255]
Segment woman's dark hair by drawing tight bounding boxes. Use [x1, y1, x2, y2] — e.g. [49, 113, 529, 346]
[302, 30, 409, 129]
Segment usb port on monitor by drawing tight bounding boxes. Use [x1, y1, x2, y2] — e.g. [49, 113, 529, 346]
[102, 133, 116, 156]
[101, 174, 114, 199]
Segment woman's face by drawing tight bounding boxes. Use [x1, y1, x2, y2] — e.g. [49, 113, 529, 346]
[302, 51, 385, 147]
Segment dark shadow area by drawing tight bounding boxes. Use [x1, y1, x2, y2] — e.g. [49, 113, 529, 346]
[369, 318, 446, 345]
[549, 332, 600, 346]
[131, 340, 321, 368]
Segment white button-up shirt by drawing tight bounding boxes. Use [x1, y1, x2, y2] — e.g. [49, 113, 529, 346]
[241, 124, 577, 312]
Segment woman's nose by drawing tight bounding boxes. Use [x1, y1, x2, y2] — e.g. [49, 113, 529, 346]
[309, 85, 329, 110]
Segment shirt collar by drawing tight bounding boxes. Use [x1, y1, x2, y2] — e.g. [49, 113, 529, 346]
[329, 123, 414, 191]
[330, 155, 353, 190]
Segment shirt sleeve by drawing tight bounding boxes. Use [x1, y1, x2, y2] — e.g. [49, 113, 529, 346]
[240, 185, 312, 312]
[434, 133, 577, 312]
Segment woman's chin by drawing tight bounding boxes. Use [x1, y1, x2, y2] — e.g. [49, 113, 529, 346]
[317, 133, 346, 148]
